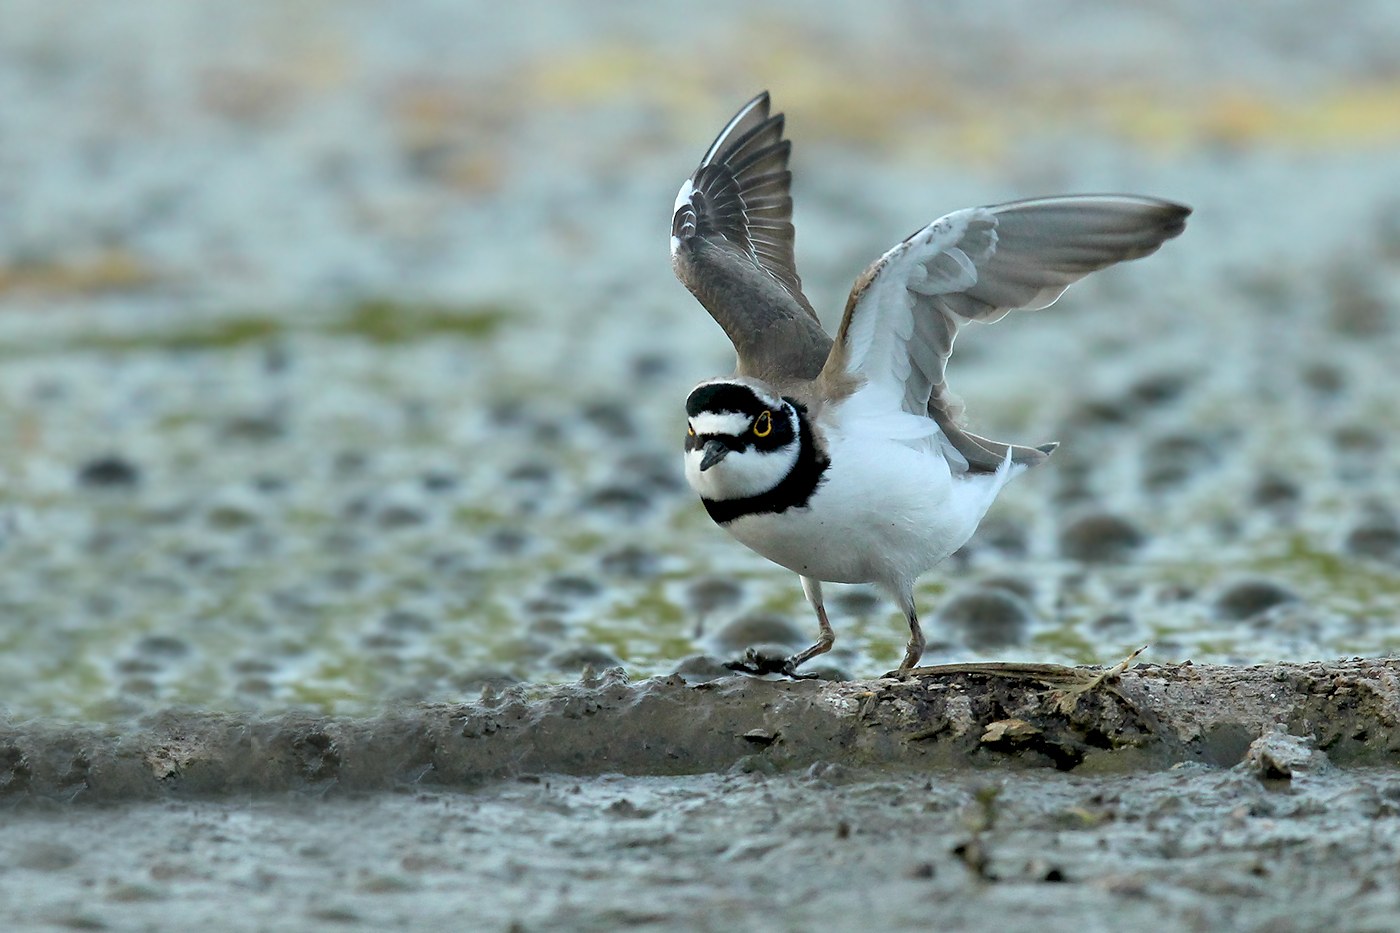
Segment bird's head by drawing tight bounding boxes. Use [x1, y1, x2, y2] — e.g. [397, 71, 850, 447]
[683, 380, 802, 501]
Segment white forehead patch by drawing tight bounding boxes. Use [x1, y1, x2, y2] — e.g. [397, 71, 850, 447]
[690, 412, 752, 437]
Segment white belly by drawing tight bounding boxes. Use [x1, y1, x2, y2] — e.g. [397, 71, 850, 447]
[723, 435, 1014, 589]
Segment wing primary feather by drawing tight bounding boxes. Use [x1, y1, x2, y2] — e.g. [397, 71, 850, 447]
[671, 93, 832, 387]
[821, 193, 1190, 470]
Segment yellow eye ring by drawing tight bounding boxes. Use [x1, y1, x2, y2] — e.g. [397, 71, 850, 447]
[688, 424, 695, 436]
[752, 411, 772, 438]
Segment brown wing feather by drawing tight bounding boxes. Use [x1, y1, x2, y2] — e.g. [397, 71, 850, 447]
[671, 92, 831, 388]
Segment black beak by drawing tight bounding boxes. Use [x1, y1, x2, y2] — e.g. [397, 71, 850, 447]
[699, 439, 731, 472]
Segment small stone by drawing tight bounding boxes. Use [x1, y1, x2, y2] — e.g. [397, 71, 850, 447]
[1091, 612, 1135, 635]
[581, 401, 636, 437]
[1214, 580, 1299, 621]
[605, 798, 654, 819]
[686, 577, 744, 615]
[583, 485, 653, 517]
[77, 456, 140, 488]
[382, 610, 434, 633]
[17, 841, 80, 870]
[221, 413, 283, 441]
[488, 528, 530, 554]
[979, 576, 1035, 601]
[1334, 424, 1384, 455]
[1300, 361, 1345, 396]
[548, 646, 623, 671]
[1238, 730, 1329, 780]
[1142, 433, 1216, 491]
[1251, 473, 1300, 510]
[711, 613, 807, 651]
[803, 664, 850, 682]
[600, 545, 660, 579]
[135, 635, 190, 659]
[420, 470, 458, 492]
[1346, 519, 1400, 560]
[545, 575, 601, 600]
[1128, 372, 1188, 406]
[937, 588, 1035, 649]
[619, 452, 683, 492]
[451, 667, 522, 692]
[972, 516, 1029, 557]
[378, 504, 427, 528]
[832, 587, 882, 617]
[671, 654, 730, 682]
[1327, 264, 1390, 336]
[507, 462, 553, 484]
[526, 617, 568, 638]
[496, 637, 552, 662]
[235, 677, 274, 696]
[356, 874, 417, 894]
[1059, 513, 1146, 564]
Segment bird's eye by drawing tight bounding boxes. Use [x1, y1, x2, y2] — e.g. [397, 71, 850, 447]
[688, 424, 695, 436]
[752, 411, 772, 438]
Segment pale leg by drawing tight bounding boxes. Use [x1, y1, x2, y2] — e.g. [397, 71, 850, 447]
[897, 589, 925, 671]
[786, 576, 835, 670]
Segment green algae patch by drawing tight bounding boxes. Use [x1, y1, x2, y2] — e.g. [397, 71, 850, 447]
[330, 299, 509, 344]
[0, 300, 514, 359]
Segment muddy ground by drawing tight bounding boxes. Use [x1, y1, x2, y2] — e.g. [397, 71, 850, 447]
[6, 0, 1400, 930]
[4, 661, 1400, 931]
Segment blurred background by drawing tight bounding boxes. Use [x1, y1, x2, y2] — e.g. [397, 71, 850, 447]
[4, 0, 1400, 721]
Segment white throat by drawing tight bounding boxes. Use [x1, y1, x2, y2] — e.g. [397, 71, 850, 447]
[685, 441, 800, 501]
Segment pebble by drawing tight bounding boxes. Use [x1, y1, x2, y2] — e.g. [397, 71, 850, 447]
[972, 516, 1029, 558]
[1346, 517, 1400, 560]
[135, 635, 191, 659]
[1058, 513, 1146, 564]
[1251, 473, 1301, 510]
[382, 610, 435, 633]
[1214, 580, 1300, 621]
[831, 587, 882, 617]
[548, 646, 624, 671]
[1142, 433, 1216, 491]
[451, 667, 522, 692]
[583, 485, 653, 517]
[671, 654, 730, 682]
[599, 545, 660, 579]
[936, 588, 1036, 649]
[711, 613, 807, 651]
[545, 575, 602, 600]
[685, 577, 744, 616]
[17, 842, 81, 871]
[76, 455, 141, 488]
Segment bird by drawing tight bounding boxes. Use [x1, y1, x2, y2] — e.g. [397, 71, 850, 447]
[670, 92, 1189, 677]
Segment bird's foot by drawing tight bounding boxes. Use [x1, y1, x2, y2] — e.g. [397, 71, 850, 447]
[724, 647, 821, 680]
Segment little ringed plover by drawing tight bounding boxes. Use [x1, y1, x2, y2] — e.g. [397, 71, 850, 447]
[671, 92, 1190, 676]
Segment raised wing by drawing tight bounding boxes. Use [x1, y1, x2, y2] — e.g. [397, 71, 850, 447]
[822, 195, 1191, 471]
[671, 92, 832, 388]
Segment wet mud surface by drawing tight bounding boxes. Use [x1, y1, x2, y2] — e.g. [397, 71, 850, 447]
[6, 1, 1400, 930]
[3, 659, 1400, 801]
[4, 761, 1400, 932]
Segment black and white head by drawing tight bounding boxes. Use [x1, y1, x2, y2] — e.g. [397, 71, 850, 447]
[684, 380, 802, 502]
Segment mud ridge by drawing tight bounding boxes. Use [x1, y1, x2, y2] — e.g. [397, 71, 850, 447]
[3, 659, 1398, 803]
